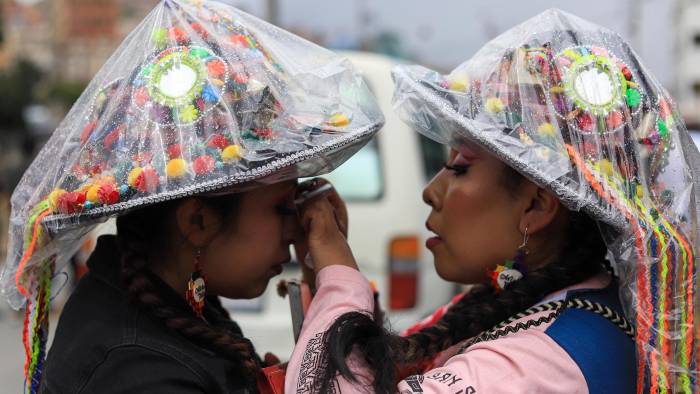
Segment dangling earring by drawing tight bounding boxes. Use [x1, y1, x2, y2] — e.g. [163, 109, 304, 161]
[488, 225, 529, 292]
[186, 248, 206, 318]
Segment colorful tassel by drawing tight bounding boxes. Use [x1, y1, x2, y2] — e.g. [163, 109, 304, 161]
[566, 144, 697, 393]
[15, 199, 55, 393]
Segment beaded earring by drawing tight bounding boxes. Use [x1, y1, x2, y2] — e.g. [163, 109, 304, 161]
[488, 226, 529, 291]
[186, 248, 206, 318]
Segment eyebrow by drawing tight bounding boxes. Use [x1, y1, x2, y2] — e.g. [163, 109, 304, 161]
[453, 142, 479, 160]
[450, 134, 481, 151]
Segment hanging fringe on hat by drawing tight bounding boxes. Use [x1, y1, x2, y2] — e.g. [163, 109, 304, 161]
[24, 259, 53, 394]
[566, 144, 697, 393]
[15, 200, 55, 394]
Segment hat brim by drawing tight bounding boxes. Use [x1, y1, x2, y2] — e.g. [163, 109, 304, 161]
[392, 65, 627, 231]
[42, 120, 382, 233]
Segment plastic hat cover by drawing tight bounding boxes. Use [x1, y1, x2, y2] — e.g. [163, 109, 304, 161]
[6, 0, 383, 388]
[3, 0, 382, 333]
[393, 9, 699, 392]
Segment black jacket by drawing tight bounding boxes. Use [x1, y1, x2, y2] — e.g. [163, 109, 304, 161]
[40, 235, 253, 393]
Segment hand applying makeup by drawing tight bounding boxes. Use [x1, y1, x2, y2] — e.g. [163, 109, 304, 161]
[295, 178, 357, 276]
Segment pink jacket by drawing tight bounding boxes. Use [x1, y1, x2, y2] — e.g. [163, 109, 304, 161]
[286, 266, 613, 394]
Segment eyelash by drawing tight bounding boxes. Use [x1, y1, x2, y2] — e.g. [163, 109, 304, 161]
[443, 162, 469, 176]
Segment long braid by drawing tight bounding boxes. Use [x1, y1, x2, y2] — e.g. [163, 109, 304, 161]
[116, 200, 262, 390]
[317, 211, 609, 394]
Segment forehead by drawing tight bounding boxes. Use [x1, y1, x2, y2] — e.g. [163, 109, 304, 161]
[256, 180, 297, 197]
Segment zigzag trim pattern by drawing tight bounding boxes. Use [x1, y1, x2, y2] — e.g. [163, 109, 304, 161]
[459, 298, 635, 353]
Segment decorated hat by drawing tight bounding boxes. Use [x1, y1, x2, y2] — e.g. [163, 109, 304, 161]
[1, 0, 382, 387]
[393, 9, 699, 392]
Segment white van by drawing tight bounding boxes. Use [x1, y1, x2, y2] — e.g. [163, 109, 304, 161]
[228, 51, 455, 359]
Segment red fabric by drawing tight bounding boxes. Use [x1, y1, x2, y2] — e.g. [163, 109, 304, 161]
[400, 292, 467, 336]
[257, 364, 286, 394]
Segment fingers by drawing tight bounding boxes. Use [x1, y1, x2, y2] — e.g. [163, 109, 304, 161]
[298, 195, 342, 242]
[324, 186, 348, 237]
[296, 178, 348, 237]
[294, 178, 357, 273]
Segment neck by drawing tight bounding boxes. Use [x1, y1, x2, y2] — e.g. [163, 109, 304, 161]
[149, 250, 193, 299]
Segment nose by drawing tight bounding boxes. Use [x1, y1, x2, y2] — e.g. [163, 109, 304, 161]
[422, 174, 444, 211]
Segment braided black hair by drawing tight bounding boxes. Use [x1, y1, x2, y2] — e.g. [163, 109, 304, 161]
[314, 168, 611, 394]
[116, 196, 262, 391]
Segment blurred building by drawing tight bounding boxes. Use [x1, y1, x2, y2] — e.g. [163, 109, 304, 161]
[0, 0, 53, 70]
[52, 0, 120, 81]
[1, 0, 158, 82]
[676, 0, 700, 125]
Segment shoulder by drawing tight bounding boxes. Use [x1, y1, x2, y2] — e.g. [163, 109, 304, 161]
[543, 298, 636, 394]
[41, 344, 212, 393]
[397, 319, 587, 394]
[45, 284, 244, 393]
[457, 313, 588, 392]
[441, 288, 636, 394]
[75, 345, 211, 394]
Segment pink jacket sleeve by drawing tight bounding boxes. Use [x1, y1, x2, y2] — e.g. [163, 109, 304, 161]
[286, 265, 376, 393]
[285, 266, 588, 394]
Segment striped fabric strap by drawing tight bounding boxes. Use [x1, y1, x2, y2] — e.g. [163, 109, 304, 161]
[459, 298, 635, 352]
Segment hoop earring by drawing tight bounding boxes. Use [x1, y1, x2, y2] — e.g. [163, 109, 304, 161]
[186, 248, 206, 318]
[488, 225, 529, 291]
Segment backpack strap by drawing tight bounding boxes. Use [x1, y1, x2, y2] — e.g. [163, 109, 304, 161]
[458, 286, 637, 393]
[458, 297, 634, 352]
[545, 286, 637, 394]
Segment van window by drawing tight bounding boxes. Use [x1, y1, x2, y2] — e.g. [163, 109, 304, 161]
[419, 134, 447, 181]
[325, 138, 383, 201]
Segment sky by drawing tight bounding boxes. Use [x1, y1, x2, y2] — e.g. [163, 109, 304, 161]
[225, 0, 675, 86]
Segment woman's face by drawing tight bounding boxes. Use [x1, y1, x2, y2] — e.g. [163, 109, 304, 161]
[202, 181, 299, 299]
[422, 143, 525, 284]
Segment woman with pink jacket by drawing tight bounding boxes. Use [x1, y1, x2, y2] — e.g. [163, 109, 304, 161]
[286, 9, 700, 394]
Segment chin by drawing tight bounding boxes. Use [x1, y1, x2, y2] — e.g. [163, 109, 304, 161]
[434, 256, 481, 285]
[435, 266, 461, 283]
[434, 260, 459, 282]
[246, 277, 272, 298]
[216, 278, 270, 299]
[433, 254, 455, 279]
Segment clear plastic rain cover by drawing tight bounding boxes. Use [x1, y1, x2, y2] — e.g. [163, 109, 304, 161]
[393, 8, 699, 392]
[2, 0, 383, 312]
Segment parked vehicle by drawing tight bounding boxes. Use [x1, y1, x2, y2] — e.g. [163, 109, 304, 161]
[229, 51, 456, 359]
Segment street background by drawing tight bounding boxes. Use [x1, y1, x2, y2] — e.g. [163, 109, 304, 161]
[1, 0, 700, 391]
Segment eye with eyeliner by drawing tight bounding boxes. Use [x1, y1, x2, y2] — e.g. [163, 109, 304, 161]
[443, 153, 471, 176]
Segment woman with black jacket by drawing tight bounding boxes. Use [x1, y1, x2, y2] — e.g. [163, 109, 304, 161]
[1, 1, 383, 392]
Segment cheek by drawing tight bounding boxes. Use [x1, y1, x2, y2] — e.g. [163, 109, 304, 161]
[202, 214, 286, 297]
[437, 183, 515, 281]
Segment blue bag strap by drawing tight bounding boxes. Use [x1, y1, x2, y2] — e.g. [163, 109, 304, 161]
[545, 284, 636, 394]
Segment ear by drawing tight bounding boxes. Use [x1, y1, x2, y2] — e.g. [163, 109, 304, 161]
[518, 183, 562, 235]
[175, 198, 221, 248]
